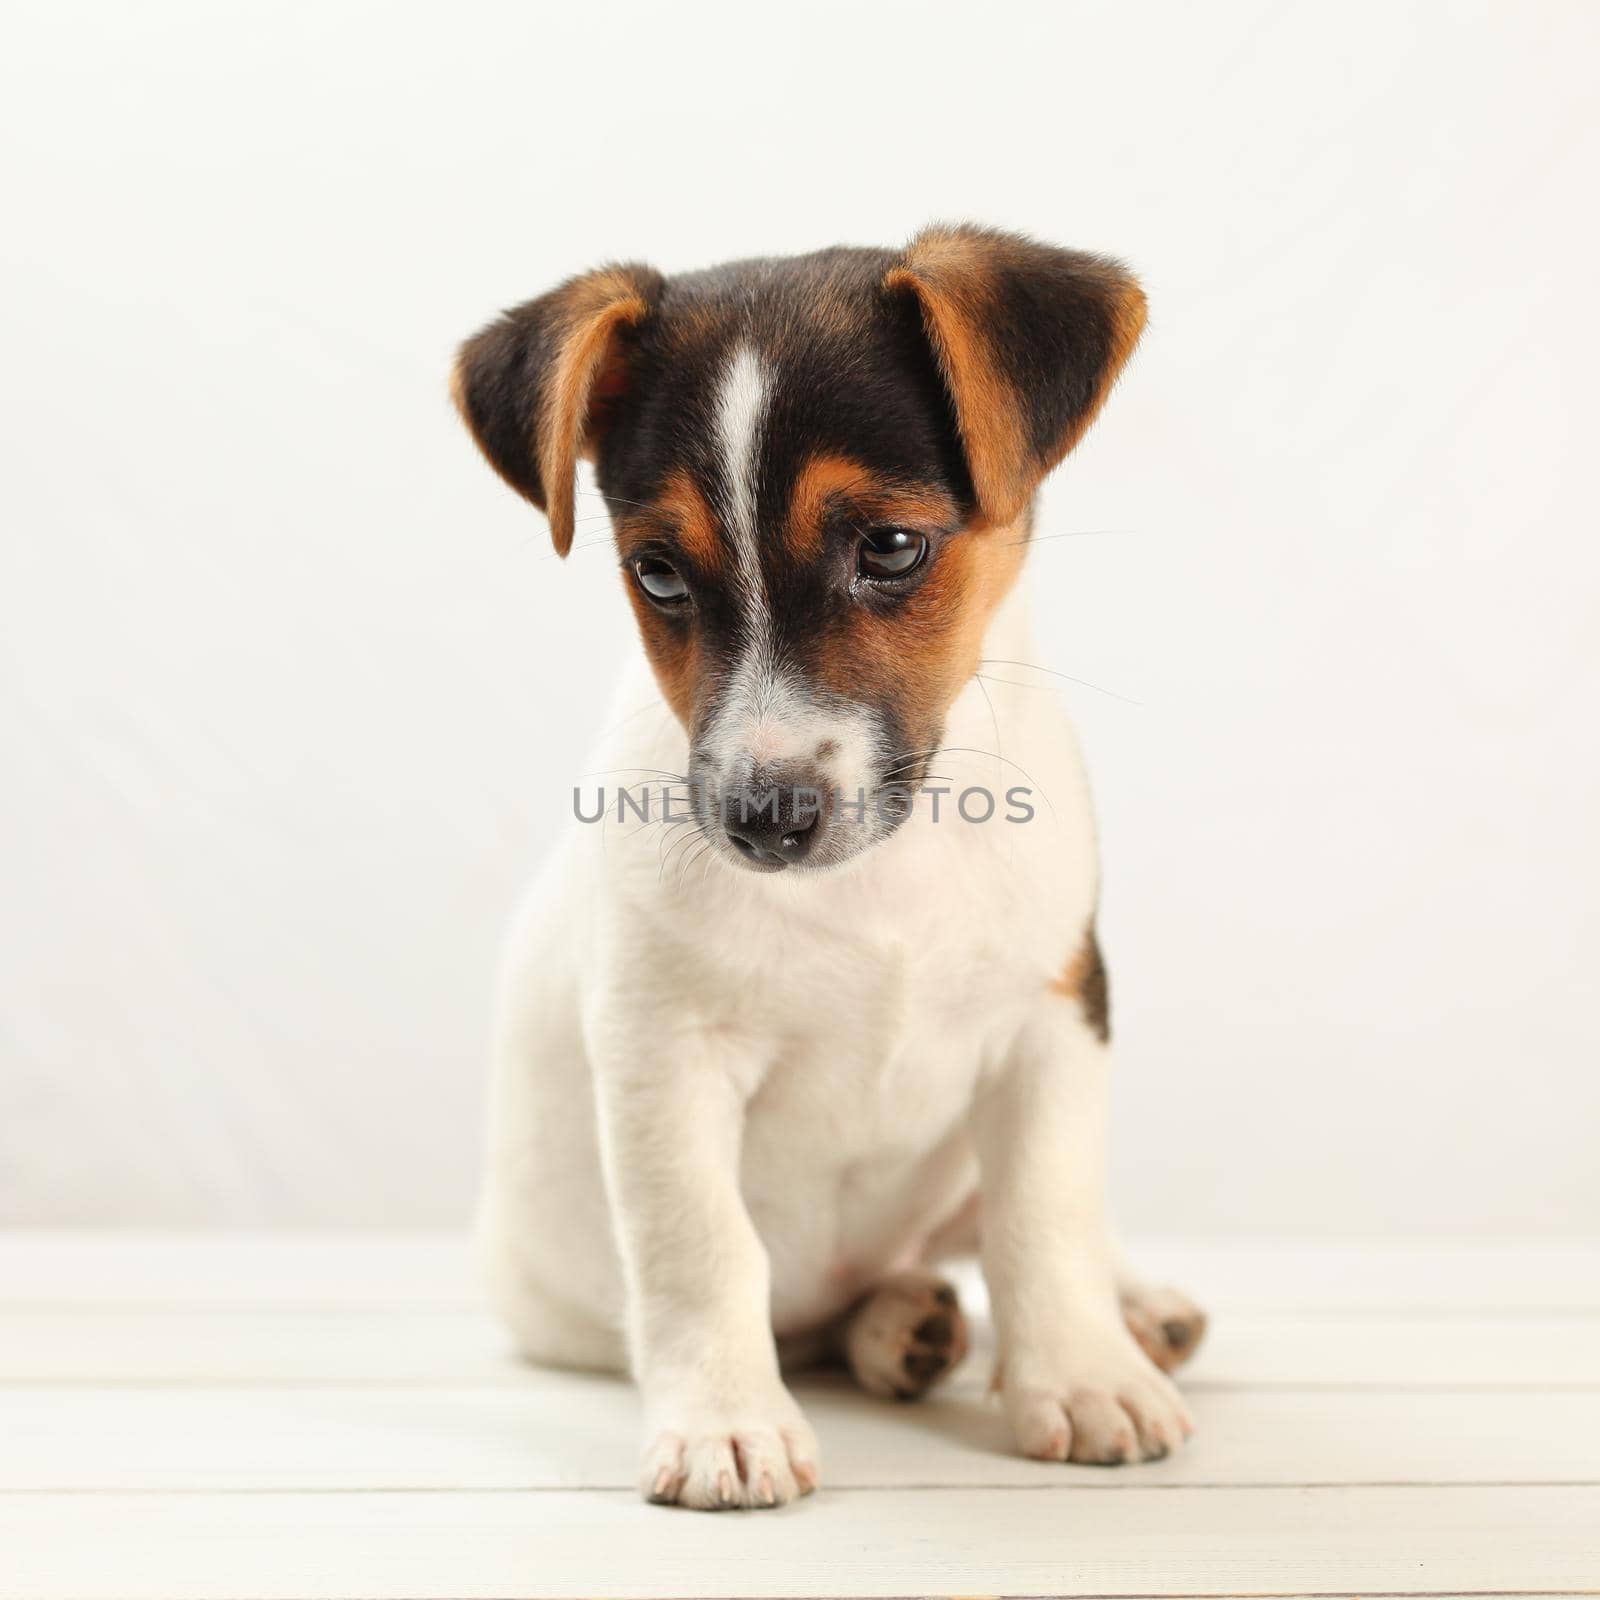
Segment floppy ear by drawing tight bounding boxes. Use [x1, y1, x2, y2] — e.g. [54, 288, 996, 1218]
[451, 263, 664, 556]
[884, 224, 1147, 527]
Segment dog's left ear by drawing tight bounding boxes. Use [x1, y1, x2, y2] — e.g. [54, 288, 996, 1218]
[451, 263, 664, 556]
[884, 224, 1147, 527]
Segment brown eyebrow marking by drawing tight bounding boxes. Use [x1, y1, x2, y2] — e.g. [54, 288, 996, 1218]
[788, 456, 868, 560]
[615, 468, 724, 573]
[787, 454, 960, 561]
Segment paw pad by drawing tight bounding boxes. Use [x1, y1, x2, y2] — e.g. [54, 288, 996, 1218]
[845, 1272, 970, 1401]
[1121, 1288, 1208, 1374]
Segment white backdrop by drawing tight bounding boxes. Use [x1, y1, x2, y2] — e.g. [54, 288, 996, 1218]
[3, 0, 1596, 1232]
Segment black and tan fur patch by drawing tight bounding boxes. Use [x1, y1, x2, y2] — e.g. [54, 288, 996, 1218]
[452, 226, 1146, 784]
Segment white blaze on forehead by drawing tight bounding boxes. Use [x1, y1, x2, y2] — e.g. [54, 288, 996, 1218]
[713, 343, 770, 610]
[701, 343, 881, 802]
[706, 341, 779, 775]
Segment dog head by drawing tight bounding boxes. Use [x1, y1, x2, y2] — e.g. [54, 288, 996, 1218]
[453, 225, 1145, 873]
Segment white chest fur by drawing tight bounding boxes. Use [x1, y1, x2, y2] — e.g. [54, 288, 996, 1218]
[480, 586, 1105, 1342]
[558, 587, 1103, 1326]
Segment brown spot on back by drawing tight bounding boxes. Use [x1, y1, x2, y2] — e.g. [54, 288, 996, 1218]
[1053, 924, 1110, 1042]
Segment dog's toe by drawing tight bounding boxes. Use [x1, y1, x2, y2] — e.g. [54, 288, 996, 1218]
[639, 1412, 818, 1510]
[1005, 1341, 1196, 1467]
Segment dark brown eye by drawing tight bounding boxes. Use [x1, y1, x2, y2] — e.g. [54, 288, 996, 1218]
[858, 527, 928, 580]
[633, 556, 689, 604]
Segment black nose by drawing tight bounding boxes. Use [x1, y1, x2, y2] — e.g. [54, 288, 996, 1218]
[719, 772, 826, 870]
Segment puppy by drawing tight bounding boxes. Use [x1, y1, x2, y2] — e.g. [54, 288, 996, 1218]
[453, 225, 1206, 1510]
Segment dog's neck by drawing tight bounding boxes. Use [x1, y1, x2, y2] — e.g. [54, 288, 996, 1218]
[976, 567, 1036, 671]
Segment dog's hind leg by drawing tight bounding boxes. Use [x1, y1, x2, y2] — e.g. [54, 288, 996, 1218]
[1111, 1242, 1208, 1374]
[834, 1269, 971, 1401]
[490, 1260, 628, 1372]
[476, 1188, 628, 1373]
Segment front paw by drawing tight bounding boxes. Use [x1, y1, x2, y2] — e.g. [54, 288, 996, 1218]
[1003, 1329, 1196, 1465]
[640, 1395, 820, 1510]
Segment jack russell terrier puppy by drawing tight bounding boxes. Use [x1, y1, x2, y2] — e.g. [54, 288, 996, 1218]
[453, 224, 1206, 1511]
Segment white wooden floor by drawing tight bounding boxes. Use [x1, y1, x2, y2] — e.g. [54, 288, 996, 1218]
[2, 1234, 1597, 1599]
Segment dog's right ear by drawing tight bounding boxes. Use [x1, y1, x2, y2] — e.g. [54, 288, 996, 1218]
[885, 225, 1147, 529]
[451, 264, 664, 557]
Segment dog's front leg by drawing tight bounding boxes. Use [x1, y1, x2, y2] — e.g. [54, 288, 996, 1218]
[589, 1008, 818, 1510]
[973, 1001, 1196, 1464]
